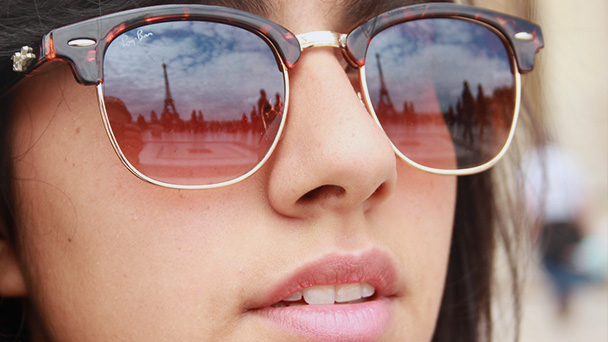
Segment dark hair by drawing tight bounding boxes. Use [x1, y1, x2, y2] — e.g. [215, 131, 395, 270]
[0, 1, 542, 341]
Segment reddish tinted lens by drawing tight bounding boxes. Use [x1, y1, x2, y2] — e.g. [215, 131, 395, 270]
[365, 18, 516, 170]
[103, 21, 285, 186]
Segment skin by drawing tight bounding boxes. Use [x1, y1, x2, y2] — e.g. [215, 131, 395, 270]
[0, 0, 457, 340]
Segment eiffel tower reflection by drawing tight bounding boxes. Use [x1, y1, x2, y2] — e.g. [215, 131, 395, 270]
[375, 53, 396, 116]
[159, 63, 182, 131]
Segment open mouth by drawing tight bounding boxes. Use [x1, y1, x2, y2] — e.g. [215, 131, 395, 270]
[271, 282, 375, 307]
[251, 249, 398, 341]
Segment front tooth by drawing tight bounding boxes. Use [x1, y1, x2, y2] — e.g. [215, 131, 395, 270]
[361, 282, 375, 298]
[284, 291, 302, 302]
[335, 283, 362, 303]
[303, 285, 335, 305]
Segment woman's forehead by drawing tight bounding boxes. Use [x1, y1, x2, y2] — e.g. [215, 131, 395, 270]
[198, 0, 438, 28]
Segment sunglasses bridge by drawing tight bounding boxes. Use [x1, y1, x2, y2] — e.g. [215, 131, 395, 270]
[296, 31, 346, 49]
[295, 31, 357, 66]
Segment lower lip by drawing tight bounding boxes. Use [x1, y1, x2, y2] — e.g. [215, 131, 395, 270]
[254, 297, 393, 341]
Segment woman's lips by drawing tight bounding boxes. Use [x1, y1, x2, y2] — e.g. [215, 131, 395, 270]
[249, 249, 400, 341]
[257, 298, 392, 341]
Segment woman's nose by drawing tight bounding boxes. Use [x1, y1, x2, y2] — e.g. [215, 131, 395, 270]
[266, 47, 398, 219]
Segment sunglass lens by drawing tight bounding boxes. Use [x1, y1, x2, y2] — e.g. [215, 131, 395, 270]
[102, 21, 285, 186]
[365, 18, 516, 171]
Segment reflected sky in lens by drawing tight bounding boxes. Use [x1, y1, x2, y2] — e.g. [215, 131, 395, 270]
[366, 18, 513, 114]
[103, 21, 284, 121]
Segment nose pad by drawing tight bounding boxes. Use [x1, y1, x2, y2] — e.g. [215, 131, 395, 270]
[334, 48, 362, 98]
[345, 65, 363, 101]
[356, 91, 364, 106]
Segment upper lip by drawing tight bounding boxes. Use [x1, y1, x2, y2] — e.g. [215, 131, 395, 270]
[245, 248, 401, 310]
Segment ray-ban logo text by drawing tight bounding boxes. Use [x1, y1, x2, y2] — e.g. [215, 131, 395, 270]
[120, 30, 154, 47]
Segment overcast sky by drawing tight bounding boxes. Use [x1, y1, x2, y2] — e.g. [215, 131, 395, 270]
[103, 21, 285, 121]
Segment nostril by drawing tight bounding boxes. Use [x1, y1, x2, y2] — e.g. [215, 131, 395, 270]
[297, 185, 346, 204]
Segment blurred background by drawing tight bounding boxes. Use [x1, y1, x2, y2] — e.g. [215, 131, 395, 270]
[472, 0, 608, 341]
[519, 1, 607, 341]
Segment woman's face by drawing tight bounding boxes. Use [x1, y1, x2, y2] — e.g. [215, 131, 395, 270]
[8, 1, 456, 341]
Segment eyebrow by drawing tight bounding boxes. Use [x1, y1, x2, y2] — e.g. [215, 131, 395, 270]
[340, 0, 452, 24]
[195, 0, 378, 29]
[199, 0, 451, 28]
[340, 0, 389, 24]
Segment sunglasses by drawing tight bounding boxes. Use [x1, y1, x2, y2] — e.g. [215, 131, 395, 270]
[10, 3, 543, 189]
